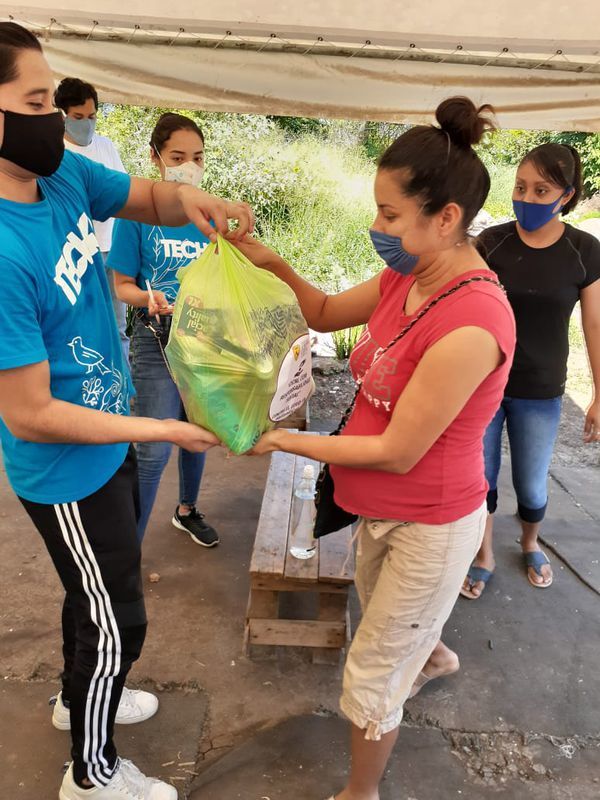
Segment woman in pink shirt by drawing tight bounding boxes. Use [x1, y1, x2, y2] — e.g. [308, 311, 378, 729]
[238, 96, 515, 800]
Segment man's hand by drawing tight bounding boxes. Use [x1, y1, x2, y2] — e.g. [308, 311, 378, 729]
[164, 420, 220, 452]
[177, 186, 255, 242]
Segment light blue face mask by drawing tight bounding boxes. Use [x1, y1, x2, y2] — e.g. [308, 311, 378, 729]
[65, 116, 96, 147]
[513, 186, 572, 232]
[369, 229, 419, 274]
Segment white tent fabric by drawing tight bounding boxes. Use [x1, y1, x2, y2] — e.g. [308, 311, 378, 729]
[40, 39, 600, 132]
[4, 2, 600, 130]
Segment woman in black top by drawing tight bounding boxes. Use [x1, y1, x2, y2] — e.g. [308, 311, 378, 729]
[461, 143, 600, 598]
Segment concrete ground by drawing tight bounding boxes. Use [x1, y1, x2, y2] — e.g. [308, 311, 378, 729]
[1, 439, 599, 799]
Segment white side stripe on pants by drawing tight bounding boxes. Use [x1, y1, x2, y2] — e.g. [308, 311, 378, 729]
[69, 502, 122, 784]
[54, 502, 122, 787]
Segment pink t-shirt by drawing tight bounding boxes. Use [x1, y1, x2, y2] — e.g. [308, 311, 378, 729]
[331, 268, 516, 524]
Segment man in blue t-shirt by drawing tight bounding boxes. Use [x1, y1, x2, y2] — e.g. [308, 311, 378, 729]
[55, 75, 131, 362]
[0, 23, 253, 800]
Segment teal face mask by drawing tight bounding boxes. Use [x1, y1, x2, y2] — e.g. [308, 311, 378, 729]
[65, 117, 96, 147]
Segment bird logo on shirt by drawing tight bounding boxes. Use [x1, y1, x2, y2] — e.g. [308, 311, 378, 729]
[68, 337, 111, 375]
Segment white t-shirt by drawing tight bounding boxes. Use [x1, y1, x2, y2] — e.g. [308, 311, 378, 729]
[64, 134, 126, 252]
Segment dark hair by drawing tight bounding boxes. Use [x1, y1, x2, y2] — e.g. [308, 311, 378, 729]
[0, 22, 42, 85]
[378, 96, 496, 233]
[520, 143, 582, 214]
[150, 113, 205, 154]
[54, 77, 99, 112]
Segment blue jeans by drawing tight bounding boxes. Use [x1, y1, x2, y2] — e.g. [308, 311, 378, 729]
[101, 251, 130, 363]
[483, 396, 562, 523]
[131, 317, 206, 541]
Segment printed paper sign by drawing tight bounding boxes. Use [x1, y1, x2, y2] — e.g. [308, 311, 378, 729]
[269, 334, 312, 422]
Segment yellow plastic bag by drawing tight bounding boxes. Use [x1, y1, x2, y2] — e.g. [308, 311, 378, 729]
[165, 236, 312, 453]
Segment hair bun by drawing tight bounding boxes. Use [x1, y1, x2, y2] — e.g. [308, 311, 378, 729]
[435, 96, 496, 149]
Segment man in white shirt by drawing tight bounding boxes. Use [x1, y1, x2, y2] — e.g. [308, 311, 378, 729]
[54, 77, 130, 360]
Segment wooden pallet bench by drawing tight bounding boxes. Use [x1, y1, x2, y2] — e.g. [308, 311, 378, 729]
[245, 447, 354, 663]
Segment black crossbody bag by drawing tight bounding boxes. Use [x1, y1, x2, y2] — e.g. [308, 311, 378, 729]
[313, 276, 502, 538]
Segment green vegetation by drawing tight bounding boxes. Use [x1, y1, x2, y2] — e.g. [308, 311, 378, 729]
[331, 325, 366, 360]
[98, 106, 600, 292]
[576, 211, 600, 222]
[479, 161, 515, 219]
[481, 129, 600, 195]
[98, 106, 382, 290]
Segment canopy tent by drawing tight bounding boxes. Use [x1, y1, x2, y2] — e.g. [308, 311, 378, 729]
[3, 2, 600, 131]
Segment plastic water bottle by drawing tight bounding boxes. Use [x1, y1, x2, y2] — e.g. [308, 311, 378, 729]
[290, 464, 317, 560]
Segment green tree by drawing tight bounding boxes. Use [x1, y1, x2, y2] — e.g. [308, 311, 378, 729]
[360, 120, 411, 161]
[546, 132, 600, 194]
[267, 115, 329, 138]
[96, 105, 598, 292]
[96, 104, 381, 290]
[480, 128, 600, 195]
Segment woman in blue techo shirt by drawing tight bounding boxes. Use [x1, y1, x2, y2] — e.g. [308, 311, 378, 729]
[0, 22, 252, 800]
[110, 114, 218, 546]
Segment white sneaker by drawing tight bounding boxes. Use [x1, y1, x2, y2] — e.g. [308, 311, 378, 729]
[52, 688, 159, 731]
[59, 760, 177, 799]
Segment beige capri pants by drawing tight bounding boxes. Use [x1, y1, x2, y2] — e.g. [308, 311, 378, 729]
[340, 502, 486, 741]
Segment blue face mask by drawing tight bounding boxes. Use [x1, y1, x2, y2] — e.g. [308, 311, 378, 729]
[369, 229, 419, 275]
[65, 116, 96, 147]
[513, 187, 571, 232]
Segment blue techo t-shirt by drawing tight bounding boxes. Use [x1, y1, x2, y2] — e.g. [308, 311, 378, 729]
[108, 219, 210, 304]
[0, 151, 132, 504]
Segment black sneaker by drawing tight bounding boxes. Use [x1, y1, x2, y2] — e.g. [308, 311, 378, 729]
[172, 507, 220, 547]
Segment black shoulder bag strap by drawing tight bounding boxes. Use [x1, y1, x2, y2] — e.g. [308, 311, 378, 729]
[313, 275, 503, 538]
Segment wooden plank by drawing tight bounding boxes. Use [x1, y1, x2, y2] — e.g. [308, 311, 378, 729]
[251, 576, 348, 593]
[246, 588, 279, 619]
[249, 619, 346, 649]
[313, 592, 348, 664]
[283, 454, 320, 584]
[244, 588, 279, 657]
[318, 524, 355, 584]
[250, 450, 295, 578]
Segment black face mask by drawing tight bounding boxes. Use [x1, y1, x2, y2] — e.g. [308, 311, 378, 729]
[0, 109, 65, 177]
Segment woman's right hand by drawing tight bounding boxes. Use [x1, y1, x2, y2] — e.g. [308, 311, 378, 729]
[147, 289, 172, 317]
[164, 420, 220, 451]
[227, 233, 284, 271]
